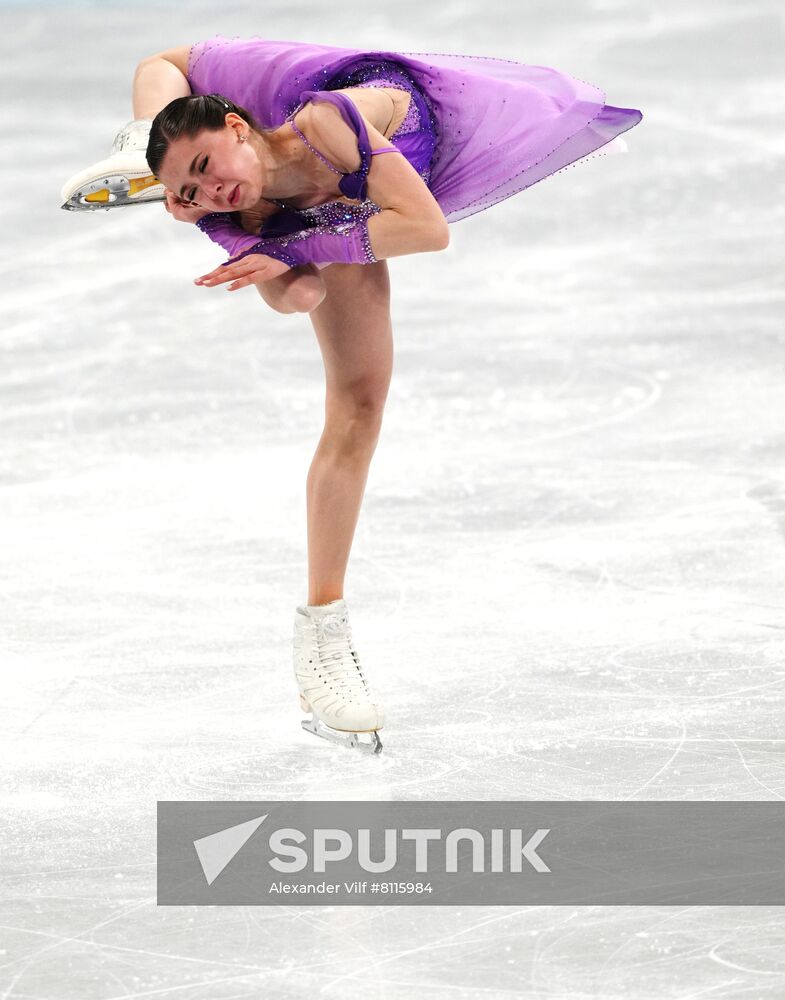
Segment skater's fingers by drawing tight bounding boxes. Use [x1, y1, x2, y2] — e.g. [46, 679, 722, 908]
[195, 254, 290, 289]
[164, 189, 204, 223]
[195, 257, 272, 286]
[226, 277, 253, 291]
[196, 268, 259, 287]
[224, 254, 270, 271]
[225, 255, 291, 280]
[194, 264, 237, 284]
[164, 191, 190, 217]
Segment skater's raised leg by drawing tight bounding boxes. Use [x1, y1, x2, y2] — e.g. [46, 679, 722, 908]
[60, 46, 193, 211]
[131, 48, 193, 118]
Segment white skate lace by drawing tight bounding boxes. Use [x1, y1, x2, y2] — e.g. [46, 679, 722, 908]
[312, 612, 371, 700]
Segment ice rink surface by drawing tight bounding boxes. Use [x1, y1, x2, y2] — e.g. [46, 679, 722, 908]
[2, 0, 784, 995]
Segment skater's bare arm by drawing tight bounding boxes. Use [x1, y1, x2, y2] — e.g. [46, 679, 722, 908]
[133, 45, 192, 119]
[308, 103, 450, 257]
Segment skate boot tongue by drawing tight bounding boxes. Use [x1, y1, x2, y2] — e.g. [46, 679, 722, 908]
[306, 600, 352, 647]
[300, 601, 363, 693]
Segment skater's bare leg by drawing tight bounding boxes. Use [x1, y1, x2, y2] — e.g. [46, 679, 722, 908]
[132, 49, 192, 118]
[253, 266, 326, 314]
[305, 261, 393, 606]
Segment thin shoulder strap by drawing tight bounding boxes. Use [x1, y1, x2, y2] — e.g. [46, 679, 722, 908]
[291, 90, 400, 200]
[288, 117, 344, 177]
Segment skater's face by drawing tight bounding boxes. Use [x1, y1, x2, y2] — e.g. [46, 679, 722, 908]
[157, 114, 261, 212]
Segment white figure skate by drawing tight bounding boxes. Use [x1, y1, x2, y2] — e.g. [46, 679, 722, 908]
[60, 118, 166, 212]
[293, 598, 384, 755]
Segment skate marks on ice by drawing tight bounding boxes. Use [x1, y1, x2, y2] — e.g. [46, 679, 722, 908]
[746, 479, 785, 547]
[5, 0, 785, 996]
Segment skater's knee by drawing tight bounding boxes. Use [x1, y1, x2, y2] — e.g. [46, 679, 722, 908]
[289, 281, 327, 314]
[255, 268, 326, 314]
[326, 381, 389, 434]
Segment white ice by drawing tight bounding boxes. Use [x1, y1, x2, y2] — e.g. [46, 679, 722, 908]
[2, 1, 785, 997]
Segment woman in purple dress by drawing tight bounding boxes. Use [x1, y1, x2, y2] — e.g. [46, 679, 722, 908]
[61, 36, 642, 755]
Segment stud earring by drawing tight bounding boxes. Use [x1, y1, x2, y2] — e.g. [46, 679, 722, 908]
[239, 134, 247, 142]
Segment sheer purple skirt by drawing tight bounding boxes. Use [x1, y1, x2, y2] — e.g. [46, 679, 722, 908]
[187, 36, 643, 224]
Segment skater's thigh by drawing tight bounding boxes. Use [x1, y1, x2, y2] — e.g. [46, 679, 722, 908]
[310, 261, 393, 411]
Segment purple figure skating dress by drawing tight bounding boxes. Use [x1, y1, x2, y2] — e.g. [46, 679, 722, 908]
[186, 35, 642, 265]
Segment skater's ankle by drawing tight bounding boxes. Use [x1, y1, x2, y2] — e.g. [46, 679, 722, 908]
[307, 593, 344, 606]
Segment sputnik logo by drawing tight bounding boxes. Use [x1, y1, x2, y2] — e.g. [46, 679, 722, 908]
[194, 816, 551, 885]
[193, 814, 268, 885]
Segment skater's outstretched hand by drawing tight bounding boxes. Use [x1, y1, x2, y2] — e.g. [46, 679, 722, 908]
[163, 189, 211, 224]
[194, 252, 291, 291]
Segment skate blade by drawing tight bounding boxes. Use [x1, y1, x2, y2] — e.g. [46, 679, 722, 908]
[301, 715, 383, 754]
[61, 174, 165, 212]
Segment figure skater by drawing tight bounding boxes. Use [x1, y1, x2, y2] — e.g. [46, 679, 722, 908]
[60, 36, 642, 755]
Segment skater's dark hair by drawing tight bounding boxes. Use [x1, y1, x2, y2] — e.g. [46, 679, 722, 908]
[146, 93, 267, 176]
